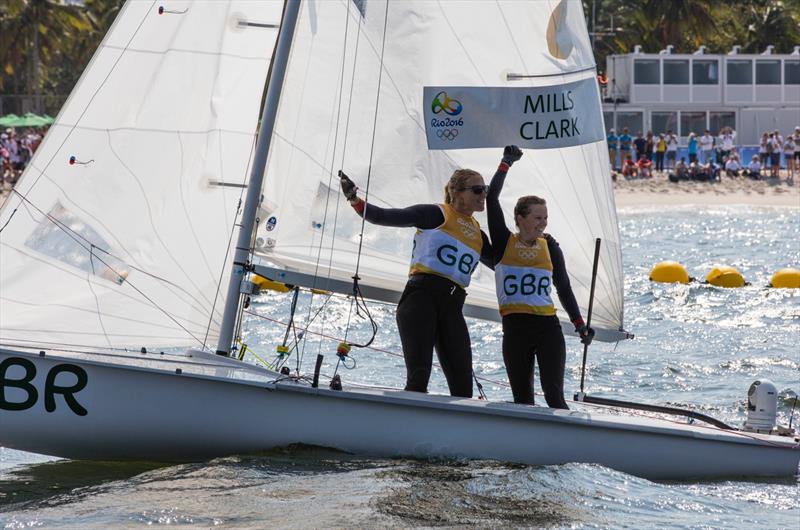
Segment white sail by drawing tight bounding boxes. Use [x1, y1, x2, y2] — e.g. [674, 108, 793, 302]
[0, 1, 283, 350]
[256, 0, 626, 340]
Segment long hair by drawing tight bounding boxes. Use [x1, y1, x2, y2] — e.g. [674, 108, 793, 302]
[443, 169, 482, 204]
[513, 195, 546, 225]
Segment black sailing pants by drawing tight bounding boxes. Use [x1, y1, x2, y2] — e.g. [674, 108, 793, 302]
[395, 274, 473, 398]
[502, 313, 568, 409]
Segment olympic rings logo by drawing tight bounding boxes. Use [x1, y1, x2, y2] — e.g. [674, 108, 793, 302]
[437, 128, 459, 141]
[518, 248, 538, 260]
[431, 91, 463, 116]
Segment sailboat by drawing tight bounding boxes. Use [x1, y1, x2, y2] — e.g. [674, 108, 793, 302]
[1, 0, 797, 480]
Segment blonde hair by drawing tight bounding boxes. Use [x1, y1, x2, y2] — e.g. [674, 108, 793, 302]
[443, 169, 482, 204]
[514, 195, 546, 222]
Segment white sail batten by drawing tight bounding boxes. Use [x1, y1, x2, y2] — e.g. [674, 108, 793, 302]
[0, 1, 284, 349]
[256, 0, 627, 340]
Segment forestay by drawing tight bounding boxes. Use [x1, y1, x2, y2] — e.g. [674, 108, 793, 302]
[0, 1, 283, 350]
[256, 0, 627, 341]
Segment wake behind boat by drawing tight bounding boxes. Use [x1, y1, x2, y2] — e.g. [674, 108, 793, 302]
[0, 0, 797, 480]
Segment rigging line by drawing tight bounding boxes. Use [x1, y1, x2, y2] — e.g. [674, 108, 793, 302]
[352, 0, 390, 279]
[205, 132, 258, 350]
[305, 0, 358, 353]
[8, 189, 217, 318]
[5, 0, 156, 225]
[87, 244, 114, 349]
[105, 131, 219, 310]
[494, 0, 530, 81]
[554, 145, 621, 319]
[243, 309, 512, 389]
[434, 0, 487, 85]
[6, 202, 207, 348]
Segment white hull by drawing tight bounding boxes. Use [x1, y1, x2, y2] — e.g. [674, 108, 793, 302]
[1, 347, 798, 480]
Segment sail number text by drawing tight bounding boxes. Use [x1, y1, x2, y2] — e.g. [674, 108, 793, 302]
[0, 357, 88, 416]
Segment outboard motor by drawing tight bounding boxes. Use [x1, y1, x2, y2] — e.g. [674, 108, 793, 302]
[743, 379, 778, 433]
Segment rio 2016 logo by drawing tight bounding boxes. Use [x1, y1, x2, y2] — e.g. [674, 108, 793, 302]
[431, 91, 463, 116]
[430, 91, 464, 142]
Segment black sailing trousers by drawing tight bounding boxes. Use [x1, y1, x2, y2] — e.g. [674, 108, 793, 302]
[395, 274, 473, 398]
[502, 313, 569, 409]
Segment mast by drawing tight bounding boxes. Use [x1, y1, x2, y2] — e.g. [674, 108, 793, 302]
[216, 0, 302, 356]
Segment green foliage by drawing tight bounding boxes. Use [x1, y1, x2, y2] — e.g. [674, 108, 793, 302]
[585, 0, 800, 71]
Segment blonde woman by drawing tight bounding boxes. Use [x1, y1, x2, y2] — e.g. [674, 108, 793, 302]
[487, 146, 592, 408]
[340, 167, 496, 397]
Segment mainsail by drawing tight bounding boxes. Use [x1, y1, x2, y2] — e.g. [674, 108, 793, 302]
[255, 0, 627, 341]
[0, 1, 283, 350]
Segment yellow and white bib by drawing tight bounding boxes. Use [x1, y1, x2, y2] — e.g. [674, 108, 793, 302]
[409, 204, 483, 288]
[494, 234, 555, 316]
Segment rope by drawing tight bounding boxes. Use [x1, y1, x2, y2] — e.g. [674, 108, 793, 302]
[243, 307, 511, 390]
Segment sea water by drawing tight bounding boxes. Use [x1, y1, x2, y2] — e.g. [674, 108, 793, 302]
[2, 205, 798, 529]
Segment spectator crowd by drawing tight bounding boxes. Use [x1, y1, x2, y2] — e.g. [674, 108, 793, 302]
[1, 126, 45, 189]
[607, 126, 798, 186]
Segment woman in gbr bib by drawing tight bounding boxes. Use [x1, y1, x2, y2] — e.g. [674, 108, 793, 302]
[339, 168, 494, 398]
[488, 146, 594, 408]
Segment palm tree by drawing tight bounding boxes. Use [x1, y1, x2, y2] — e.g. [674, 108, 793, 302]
[0, 0, 91, 113]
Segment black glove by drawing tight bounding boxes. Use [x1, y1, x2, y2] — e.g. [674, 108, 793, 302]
[573, 318, 595, 346]
[338, 170, 358, 201]
[502, 145, 523, 166]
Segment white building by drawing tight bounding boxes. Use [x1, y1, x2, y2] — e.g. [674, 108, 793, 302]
[603, 45, 800, 144]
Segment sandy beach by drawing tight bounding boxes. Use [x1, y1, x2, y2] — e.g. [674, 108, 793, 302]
[2, 173, 799, 210]
[613, 173, 799, 208]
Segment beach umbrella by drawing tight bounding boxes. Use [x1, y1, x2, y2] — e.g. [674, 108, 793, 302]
[0, 114, 20, 127]
[17, 112, 51, 127]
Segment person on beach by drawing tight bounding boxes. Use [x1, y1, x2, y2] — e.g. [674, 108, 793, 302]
[759, 132, 770, 168]
[699, 129, 714, 164]
[655, 133, 666, 173]
[340, 167, 495, 398]
[783, 135, 795, 185]
[619, 128, 632, 161]
[633, 131, 647, 162]
[744, 155, 761, 179]
[487, 146, 593, 408]
[637, 155, 653, 178]
[769, 132, 781, 178]
[687, 133, 698, 164]
[665, 130, 678, 170]
[724, 156, 741, 178]
[607, 128, 619, 171]
[668, 157, 689, 182]
[622, 154, 637, 178]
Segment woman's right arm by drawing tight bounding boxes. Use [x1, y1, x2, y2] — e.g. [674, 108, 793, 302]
[340, 171, 443, 229]
[359, 202, 443, 229]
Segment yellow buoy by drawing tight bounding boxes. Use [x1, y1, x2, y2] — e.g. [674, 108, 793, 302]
[649, 261, 690, 284]
[705, 266, 745, 288]
[770, 268, 800, 288]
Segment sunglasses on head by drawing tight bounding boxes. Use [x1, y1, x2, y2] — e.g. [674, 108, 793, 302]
[461, 184, 489, 194]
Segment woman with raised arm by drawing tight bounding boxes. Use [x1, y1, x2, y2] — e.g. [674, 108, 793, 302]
[339, 168, 494, 398]
[487, 146, 593, 409]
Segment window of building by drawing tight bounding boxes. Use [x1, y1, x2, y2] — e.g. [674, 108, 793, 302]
[603, 111, 614, 132]
[727, 60, 752, 85]
[709, 112, 735, 134]
[617, 111, 643, 135]
[634, 60, 660, 84]
[663, 60, 689, 84]
[756, 60, 781, 85]
[692, 60, 719, 85]
[651, 112, 678, 135]
[785, 61, 800, 85]
[680, 111, 706, 137]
